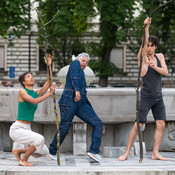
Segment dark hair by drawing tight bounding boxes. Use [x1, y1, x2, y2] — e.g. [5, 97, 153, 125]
[148, 36, 158, 47]
[18, 72, 33, 88]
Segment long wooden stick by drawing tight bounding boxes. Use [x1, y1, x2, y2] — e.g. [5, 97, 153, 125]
[46, 57, 60, 165]
[136, 0, 154, 163]
[36, 7, 61, 165]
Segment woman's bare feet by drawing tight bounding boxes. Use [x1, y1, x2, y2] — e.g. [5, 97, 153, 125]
[118, 153, 129, 161]
[152, 153, 168, 161]
[12, 149, 21, 161]
[19, 160, 33, 166]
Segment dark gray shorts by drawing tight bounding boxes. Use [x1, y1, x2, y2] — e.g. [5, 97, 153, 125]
[139, 95, 166, 123]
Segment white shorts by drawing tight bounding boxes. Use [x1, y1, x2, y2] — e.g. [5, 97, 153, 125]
[9, 121, 49, 157]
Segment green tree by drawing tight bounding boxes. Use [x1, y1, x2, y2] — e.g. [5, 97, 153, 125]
[89, 0, 138, 87]
[0, 0, 30, 37]
[130, 0, 175, 73]
[36, 0, 95, 69]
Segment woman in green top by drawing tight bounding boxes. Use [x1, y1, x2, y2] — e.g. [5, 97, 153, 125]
[9, 54, 55, 166]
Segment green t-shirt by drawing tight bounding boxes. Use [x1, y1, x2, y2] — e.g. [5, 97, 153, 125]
[17, 88, 38, 121]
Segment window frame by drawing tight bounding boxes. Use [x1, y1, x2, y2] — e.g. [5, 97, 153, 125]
[36, 45, 56, 72]
[110, 44, 126, 73]
[0, 44, 7, 71]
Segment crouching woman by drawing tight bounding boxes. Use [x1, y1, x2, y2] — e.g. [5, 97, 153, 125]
[9, 54, 55, 166]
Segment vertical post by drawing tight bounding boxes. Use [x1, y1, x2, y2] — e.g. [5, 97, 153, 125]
[73, 122, 87, 155]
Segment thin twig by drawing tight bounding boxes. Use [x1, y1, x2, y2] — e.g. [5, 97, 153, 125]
[35, 7, 61, 166]
[44, 9, 60, 26]
[151, 0, 174, 15]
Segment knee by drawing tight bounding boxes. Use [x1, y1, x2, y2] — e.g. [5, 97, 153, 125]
[94, 119, 103, 130]
[134, 122, 143, 131]
[156, 121, 165, 130]
[35, 135, 45, 147]
[99, 120, 103, 128]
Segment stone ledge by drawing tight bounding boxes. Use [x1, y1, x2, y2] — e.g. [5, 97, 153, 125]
[103, 146, 134, 158]
[0, 88, 174, 123]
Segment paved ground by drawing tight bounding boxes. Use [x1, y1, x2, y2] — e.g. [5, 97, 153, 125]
[1, 150, 175, 175]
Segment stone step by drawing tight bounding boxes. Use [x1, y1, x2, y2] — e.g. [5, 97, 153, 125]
[0, 151, 175, 175]
[103, 146, 134, 158]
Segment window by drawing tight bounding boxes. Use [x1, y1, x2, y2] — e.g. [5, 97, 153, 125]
[110, 45, 126, 72]
[0, 44, 7, 71]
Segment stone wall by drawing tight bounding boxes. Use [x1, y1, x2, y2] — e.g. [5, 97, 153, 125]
[0, 88, 175, 153]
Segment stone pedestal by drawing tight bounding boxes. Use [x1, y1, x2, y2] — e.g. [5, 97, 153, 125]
[133, 135, 146, 155]
[73, 123, 87, 155]
[1, 123, 13, 151]
[133, 142, 146, 155]
[103, 146, 134, 158]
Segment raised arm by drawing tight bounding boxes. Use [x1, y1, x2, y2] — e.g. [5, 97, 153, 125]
[37, 54, 53, 97]
[144, 17, 151, 48]
[137, 44, 142, 67]
[141, 18, 152, 65]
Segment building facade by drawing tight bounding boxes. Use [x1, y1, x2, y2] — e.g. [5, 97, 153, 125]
[0, 29, 174, 88]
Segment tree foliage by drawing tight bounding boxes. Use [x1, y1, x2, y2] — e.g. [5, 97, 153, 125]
[36, 0, 95, 69]
[89, 0, 138, 86]
[0, 0, 30, 38]
[130, 0, 175, 70]
[36, 0, 138, 86]
[36, 0, 175, 86]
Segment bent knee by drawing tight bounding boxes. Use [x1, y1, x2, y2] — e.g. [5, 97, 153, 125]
[134, 122, 144, 130]
[92, 118, 103, 127]
[34, 135, 45, 147]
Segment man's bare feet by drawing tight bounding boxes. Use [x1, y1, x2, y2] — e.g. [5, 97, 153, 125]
[12, 149, 21, 161]
[152, 153, 168, 161]
[19, 160, 33, 166]
[118, 153, 129, 161]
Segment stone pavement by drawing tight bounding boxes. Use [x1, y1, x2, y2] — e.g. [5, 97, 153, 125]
[1, 150, 175, 175]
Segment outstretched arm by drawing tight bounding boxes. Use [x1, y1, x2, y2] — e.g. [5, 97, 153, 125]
[19, 85, 55, 105]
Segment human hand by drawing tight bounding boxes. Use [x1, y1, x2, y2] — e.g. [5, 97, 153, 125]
[148, 59, 156, 69]
[74, 91, 81, 102]
[50, 83, 56, 94]
[44, 54, 53, 66]
[144, 17, 151, 26]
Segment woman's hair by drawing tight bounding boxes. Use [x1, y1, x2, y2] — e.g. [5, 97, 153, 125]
[18, 72, 33, 88]
[72, 53, 90, 61]
[148, 36, 158, 47]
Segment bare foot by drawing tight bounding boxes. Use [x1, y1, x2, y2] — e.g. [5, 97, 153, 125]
[118, 153, 129, 161]
[152, 153, 168, 161]
[19, 160, 33, 166]
[12, 149, 21, 161]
